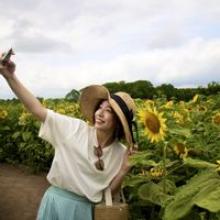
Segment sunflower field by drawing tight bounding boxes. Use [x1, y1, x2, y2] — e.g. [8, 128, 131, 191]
[1, 94, 220, 220]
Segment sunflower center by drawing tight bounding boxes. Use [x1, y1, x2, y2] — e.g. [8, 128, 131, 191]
[214, 115, 220, 125]
[175, 143, 185, 154]
[145, 113, 160, 133]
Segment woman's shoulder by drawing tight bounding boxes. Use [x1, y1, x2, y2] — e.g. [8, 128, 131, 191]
[45, 108, 91, 131]
[47, 109, 86, 123]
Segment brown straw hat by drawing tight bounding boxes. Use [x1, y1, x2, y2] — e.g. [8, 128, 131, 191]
[79, 85, 136, 148]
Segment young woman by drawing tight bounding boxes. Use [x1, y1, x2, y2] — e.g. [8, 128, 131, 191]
[0, 52, 137, 220]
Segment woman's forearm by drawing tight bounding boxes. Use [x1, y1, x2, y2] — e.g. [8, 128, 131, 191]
[109, 170, 127, 195]
[6, 75, 47, 122]
[110, 148, 132, 195]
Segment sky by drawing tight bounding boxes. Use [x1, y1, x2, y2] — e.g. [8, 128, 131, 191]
[0, 0, 220, 99]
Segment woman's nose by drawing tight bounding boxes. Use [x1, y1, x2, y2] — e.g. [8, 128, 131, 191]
[96, 108, 104, 117]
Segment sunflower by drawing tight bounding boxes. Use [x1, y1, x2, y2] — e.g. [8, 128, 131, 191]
[138, 107, 167, 143]
[57, 108, 66, 114]
[216, 160, 220, 172]
[149, 166, 165, 179]
[0, 109, 8, 120]
[192, 94, 199, 103]
[197, 106, 207, 112]
[18, 112, 32, 125]
[173, 143, 188, 159]
[41, 99, 47, 107]
[172, 111, 184, 124]
[142, 99, 155, 109]
[212, 113, 220, 125]
[179, 101, 185, 107]
[164, 100, 174, 109]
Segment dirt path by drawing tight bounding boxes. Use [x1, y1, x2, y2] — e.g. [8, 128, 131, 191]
[0, 163, 49, 220]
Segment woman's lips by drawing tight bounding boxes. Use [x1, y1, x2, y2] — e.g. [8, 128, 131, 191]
[95, 118, 104, 124]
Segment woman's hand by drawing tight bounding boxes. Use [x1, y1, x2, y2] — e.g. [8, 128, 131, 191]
[0, 56, 16, 79]
[0, 51, 47, 122]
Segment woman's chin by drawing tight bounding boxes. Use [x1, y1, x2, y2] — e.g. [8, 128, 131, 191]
[95, 124, 110, 132]
[94, 123, 103, 130]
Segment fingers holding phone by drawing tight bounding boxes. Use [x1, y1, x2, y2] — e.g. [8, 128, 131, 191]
[0, 48, 16, 78]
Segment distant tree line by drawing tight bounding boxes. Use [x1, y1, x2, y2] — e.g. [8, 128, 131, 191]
[65, 80, 220, 101]
[102, 80, 220, 101]
[32, 80, 218, 102]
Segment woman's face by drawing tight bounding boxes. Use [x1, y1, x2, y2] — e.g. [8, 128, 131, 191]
[94, 100, 117, 133]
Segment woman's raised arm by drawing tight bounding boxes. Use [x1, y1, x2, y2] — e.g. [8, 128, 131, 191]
[0, 54, 47, 122]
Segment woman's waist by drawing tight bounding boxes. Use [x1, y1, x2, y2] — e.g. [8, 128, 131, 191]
[47, 185, 91, 203]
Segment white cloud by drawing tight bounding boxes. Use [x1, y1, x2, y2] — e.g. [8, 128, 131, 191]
[0, 0, 220, 98]
[154, 38, 220, 85]
[5, 37, 217, 99]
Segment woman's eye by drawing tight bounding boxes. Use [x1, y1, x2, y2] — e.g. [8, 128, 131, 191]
[106, 108, 113, 113]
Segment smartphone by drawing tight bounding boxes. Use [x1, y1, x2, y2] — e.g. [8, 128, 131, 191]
[1, 48, 15, 65]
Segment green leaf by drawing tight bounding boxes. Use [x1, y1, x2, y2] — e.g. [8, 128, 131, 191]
[123, 175, 150, 188]
[158, 179, 177, 195]
[129, 151, 155, 167]
[194, 184, 220, 212]
[164, 171, 220, 220]
[12, 131, 20, 139]
[1, 126, 11, 131]
[170, 127, 191, 137]
[22, 132, 32, 142]
[183, 157, 217, 169]
[138, 182, 172, 207]
[164, 196, 194, 220]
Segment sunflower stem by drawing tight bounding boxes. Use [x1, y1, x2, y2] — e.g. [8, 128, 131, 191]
[163, 141, 168, 193]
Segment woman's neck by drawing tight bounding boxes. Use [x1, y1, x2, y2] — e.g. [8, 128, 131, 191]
[96, 129, 115, 148]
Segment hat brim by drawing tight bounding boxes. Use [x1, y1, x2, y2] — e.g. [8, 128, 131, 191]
[108, 98, 133, 147]
[79, 85, 109, 124]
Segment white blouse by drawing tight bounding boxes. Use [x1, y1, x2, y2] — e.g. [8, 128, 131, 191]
[39, 109, 126, 202]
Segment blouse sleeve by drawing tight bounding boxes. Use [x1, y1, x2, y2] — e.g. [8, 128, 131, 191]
[38, 109, 86, 148]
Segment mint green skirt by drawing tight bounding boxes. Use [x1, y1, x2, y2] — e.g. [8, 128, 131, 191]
[37, 186, 94, 220]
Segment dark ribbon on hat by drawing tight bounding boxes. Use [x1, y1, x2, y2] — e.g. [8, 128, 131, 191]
[111, 94, 137, 144]
[111, 94, 133, 121]
[132, 120, 139, 145]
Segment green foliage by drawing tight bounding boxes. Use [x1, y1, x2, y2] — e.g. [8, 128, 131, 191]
[1, 93, 220, 219]
[102, 80, 220, 101]
[124, 93, 220, 219]
[65, 89, 80, 101]
[156, 83, 176, 100]
[0, 99, 81, 172]
[164, 171, 220, 220]
[104, 80, 155, 99]
[138, 181, 173, 207]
